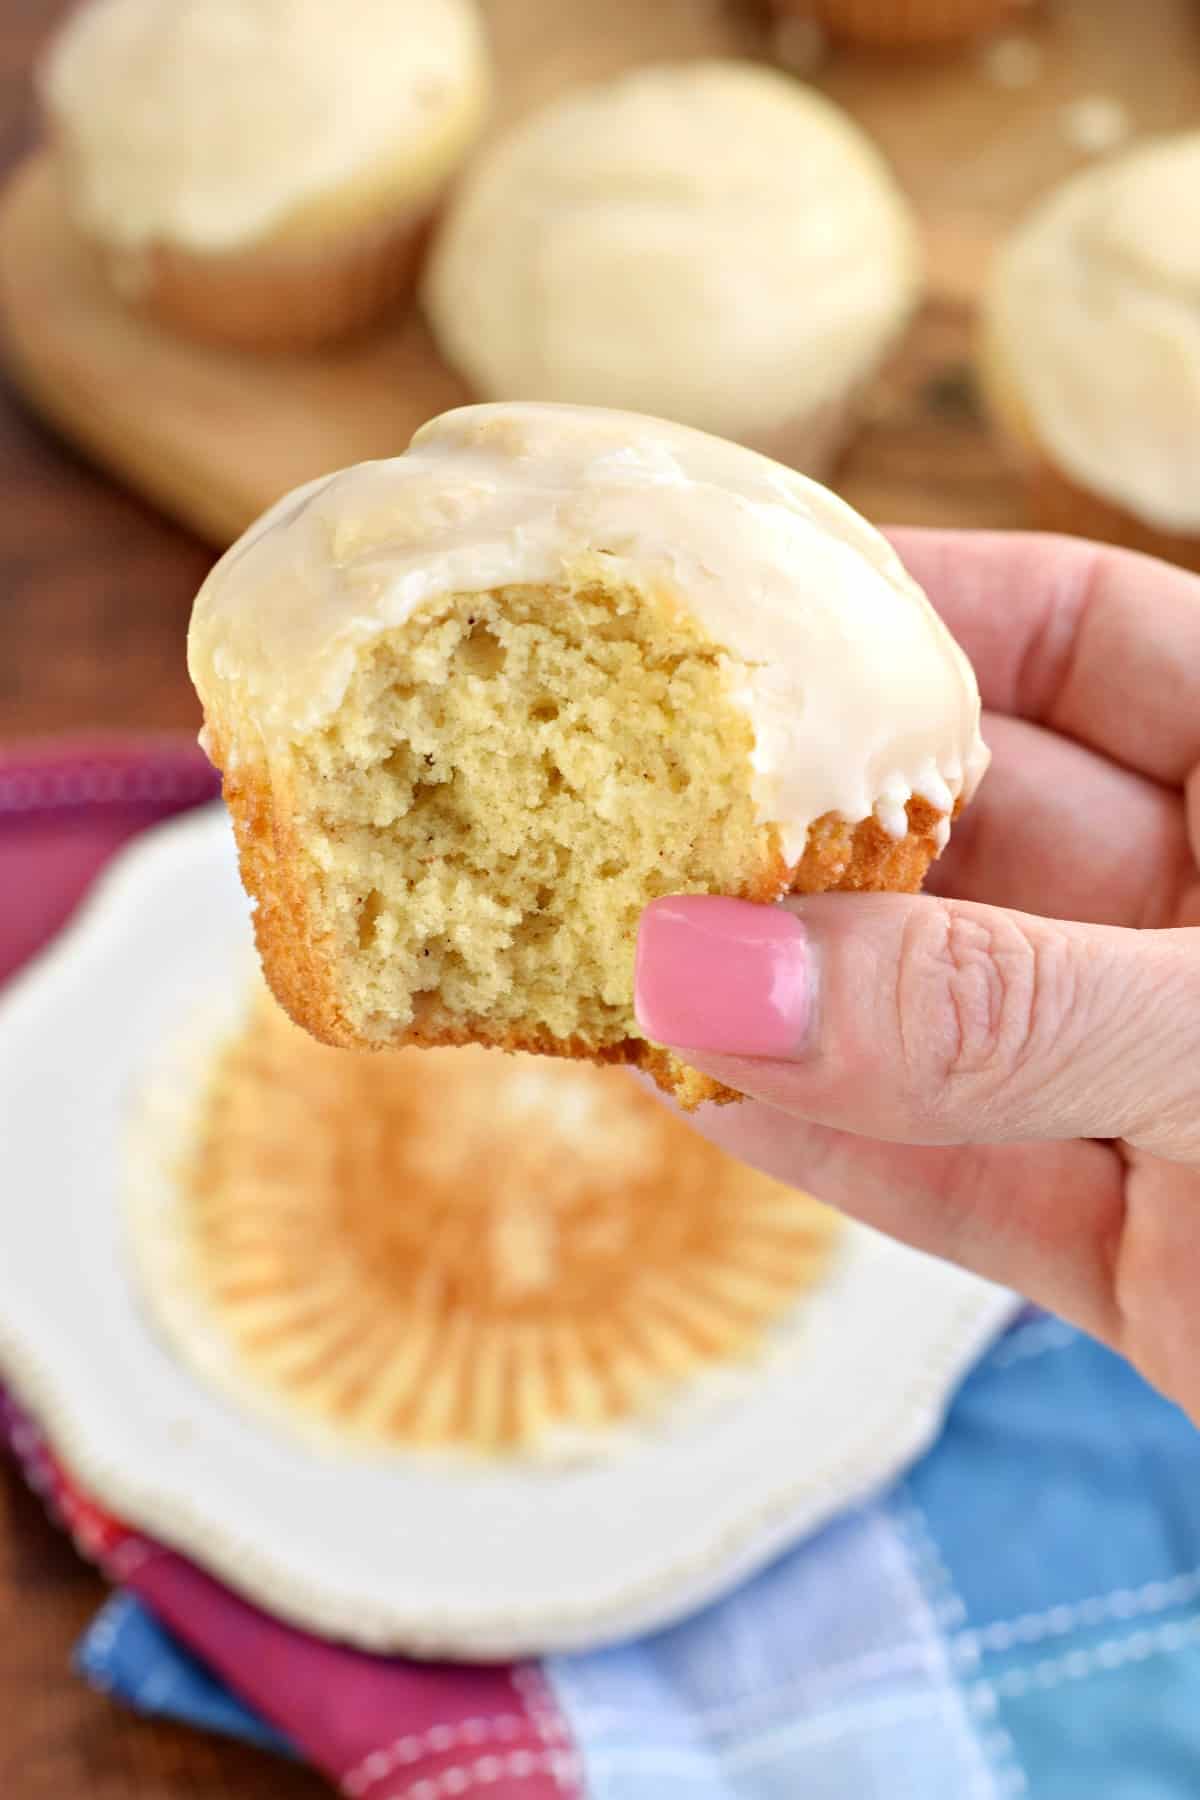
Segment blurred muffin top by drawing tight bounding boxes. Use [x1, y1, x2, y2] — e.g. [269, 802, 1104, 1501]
[423, 60, 922, 440]
[41, 0, 490, 252]
[986, 132, 1200, 533]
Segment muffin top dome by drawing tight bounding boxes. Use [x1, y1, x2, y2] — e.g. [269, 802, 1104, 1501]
[188, 401, 987, 861]
[41, 0, 489, 251]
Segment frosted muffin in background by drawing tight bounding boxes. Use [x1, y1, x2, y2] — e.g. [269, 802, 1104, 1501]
[40, 0, 490, 351]
[982, 133, 1200, 570]
[769, 0, 1020, 51]
[423, 61, 922, 476]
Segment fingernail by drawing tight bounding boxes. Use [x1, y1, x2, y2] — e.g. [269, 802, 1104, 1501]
[634, 896, 814, 1057]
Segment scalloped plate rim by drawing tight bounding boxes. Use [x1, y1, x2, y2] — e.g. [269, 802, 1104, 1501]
[0, 806, 1019, 1657]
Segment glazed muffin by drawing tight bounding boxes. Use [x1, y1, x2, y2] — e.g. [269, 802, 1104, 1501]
[422, 61, 921, 476]
[187, 402, 988, 1109]
[770, 0, 1020, 51]
[127, 985, 839, 1455]
[39, 0, 489, 351]
[982, 133, 1200, 570]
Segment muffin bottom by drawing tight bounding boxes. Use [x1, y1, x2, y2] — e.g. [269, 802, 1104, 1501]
[976, 325, 1200, 570]
[91, 204, 434, 353]
[772, 0, 1018, 49]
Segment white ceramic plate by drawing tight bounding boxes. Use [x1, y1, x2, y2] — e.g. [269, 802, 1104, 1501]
[0, 807, 1017, 1658]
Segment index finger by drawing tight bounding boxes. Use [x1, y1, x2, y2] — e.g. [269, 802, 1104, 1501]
[887, 529, 1200, 787]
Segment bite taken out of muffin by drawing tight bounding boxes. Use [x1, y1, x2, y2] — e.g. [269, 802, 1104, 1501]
[187, 402, 989, 1109]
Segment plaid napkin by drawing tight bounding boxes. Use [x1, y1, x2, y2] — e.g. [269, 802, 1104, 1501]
[0, 736, 221, 978]
[5, 737, 1200, 1799]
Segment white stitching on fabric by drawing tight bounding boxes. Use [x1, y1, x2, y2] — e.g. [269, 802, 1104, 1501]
[55, 1486, 145, 1576]
[341, 1719, 528, 1796]
[3, 1400, 158, 1589]
[0, 764, 210, 816]
[379, 1751, 574, 1800]
[954, 1565, 1200, 1659]
[893, 1491, 968, 1632]
[509, 1667, 574, 1762]
[510, 1666, 571, 1741]
[8, 1396, 164, 1598]
[894, 1490, 1026, 1798]
[84, 1591, 139, 1656]
[564, 1524, 1023, 1787]
[720, 1692, 981, 1774]
[3, 1407, 118, 1566]
[979, 1729, 1028, 1798]
[106, 1537, 158, 1581]
[509, 1668, 580, 1795]
[347, 1687, 582, 1800]
[579, 1690, 992, 1772]
[0, 771, 39, 810]
[77, 1591, 141, 1692]
[974, 1616, 1200, 1701]
[564, 1637, 948, 1738]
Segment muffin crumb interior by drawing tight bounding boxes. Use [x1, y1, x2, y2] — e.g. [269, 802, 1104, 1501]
[291, 579, 767, 1049]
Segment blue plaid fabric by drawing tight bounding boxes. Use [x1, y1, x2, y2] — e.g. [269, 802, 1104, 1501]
[78, 1314, 1200, 1797]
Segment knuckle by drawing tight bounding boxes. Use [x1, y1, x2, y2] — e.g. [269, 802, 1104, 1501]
[896, 902, 1078, 1119]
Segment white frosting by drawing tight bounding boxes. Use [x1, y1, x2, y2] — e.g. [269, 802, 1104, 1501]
[188, 403, 988, 862]
[41, 0, 489, 251]
[423, 61, 922, 441]
[987, 133, 1200, 532]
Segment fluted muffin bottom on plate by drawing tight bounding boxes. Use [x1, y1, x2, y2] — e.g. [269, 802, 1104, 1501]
[129, 988, 840, 1457]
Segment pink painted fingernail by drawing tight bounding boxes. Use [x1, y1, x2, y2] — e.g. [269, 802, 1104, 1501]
[634, 896, 814, 1057]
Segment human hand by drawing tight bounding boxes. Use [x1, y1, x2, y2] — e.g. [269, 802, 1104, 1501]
[634, 532, 1200, 1419]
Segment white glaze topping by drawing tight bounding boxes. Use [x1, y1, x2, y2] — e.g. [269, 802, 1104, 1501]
[423, 61, 922, 440]
[41, 0, 489, 251]
[188, 403, 988, 862]
[987, 132, 1200, 532]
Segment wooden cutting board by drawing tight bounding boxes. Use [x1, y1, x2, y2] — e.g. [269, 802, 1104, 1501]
[1, 0, 1197, 548]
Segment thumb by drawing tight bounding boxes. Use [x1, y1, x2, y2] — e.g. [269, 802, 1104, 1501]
[634, 893, 1200, 1162]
